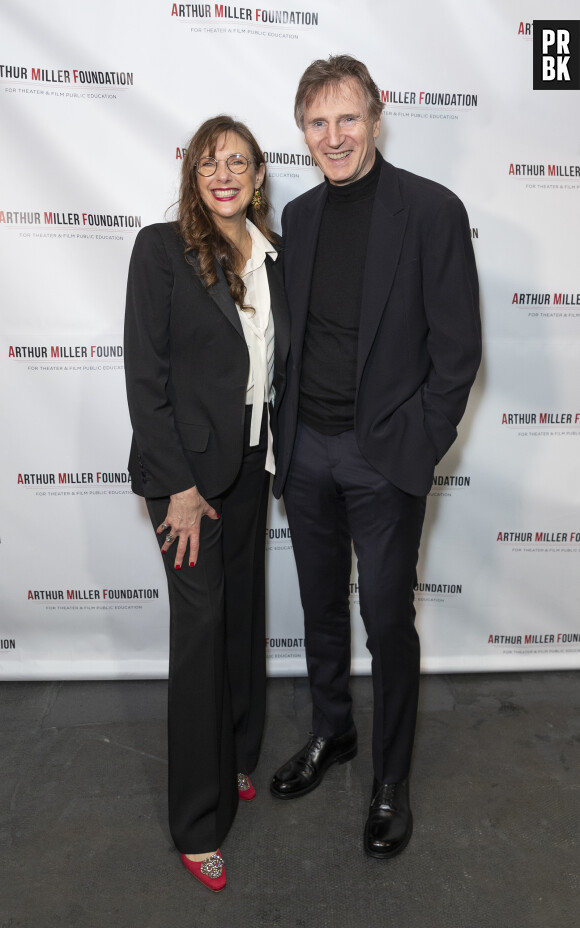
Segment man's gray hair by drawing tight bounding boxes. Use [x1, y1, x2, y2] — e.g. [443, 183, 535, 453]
[294, 54, 384, 130]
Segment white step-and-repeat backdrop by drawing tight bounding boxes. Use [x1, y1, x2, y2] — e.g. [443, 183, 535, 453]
[1, 1, 579, 679]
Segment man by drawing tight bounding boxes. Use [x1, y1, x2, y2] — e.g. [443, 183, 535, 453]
[270, 55, 481, 858]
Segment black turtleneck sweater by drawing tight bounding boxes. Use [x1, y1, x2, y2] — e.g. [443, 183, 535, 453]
[299, 150, 382, 434]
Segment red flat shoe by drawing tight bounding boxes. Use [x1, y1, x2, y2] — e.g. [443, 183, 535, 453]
[180, 850, 226, 892]
[237, 772, 256, 801]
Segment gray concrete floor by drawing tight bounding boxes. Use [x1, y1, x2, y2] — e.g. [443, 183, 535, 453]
[1, 671, 578, 928]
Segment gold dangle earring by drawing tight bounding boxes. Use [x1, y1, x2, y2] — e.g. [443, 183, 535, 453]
[251, 188, 262, 210]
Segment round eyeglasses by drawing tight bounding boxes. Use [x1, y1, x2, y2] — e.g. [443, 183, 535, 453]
[195, 154, 255, 177]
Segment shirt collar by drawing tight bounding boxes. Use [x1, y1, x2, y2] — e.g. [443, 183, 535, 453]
[242, 219, 278, 276]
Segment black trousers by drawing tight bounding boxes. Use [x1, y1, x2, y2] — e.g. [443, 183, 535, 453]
[146, 406, 269, 853]
[283, 422, 426, 783]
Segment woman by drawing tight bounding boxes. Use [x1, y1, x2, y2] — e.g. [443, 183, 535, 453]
[124, 116, 288, 891]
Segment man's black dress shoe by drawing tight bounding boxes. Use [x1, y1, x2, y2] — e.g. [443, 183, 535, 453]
[364, 778, 413, 859]
[270, 727, 357, 799]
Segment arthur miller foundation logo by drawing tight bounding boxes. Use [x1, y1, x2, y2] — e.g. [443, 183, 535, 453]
[510, 290, 580, 319]
[265, 635, 305, 660]
[431, 473, 471, 497]
[17, 471, 130, 487]
[170, 4, 319, 39]
[511, 291, 580, 306]
[8, 341, 124, 374]
[9, 344, 123, 360]
[533, 21, 580, 89]
[265, 524, 292, 551]
[0, 210, 141, 232]
[380, 88, 478, 109]
[508, 164, 580, 180]
[501, 411, 580, 428]
[496, 530, 580, 552]
[27, 588, 160, 602]
[488, 631, 580, 647]
[380, 86, 478, 123]
[170, 4, 319, 25]
[0, 64, 134, 101]
[414, 580, 463, 602]
[0, 64, 134, 86]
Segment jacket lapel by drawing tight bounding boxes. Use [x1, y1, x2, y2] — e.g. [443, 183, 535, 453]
[185, 251, 245, 340]
[356, 161, 408, 381]
[285, 184, 327, 360]
[266, 254, 290, 394]
[186, 244, 289, 402]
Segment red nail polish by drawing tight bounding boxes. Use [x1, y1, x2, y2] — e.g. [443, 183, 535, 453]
[189, 561, 195, 568]
[175, 564, 181, 570]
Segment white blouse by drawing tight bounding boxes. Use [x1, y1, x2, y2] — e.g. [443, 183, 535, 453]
[237, 219, 277, 474]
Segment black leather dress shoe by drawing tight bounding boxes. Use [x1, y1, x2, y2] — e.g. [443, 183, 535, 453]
[364, 778, 413, 858]
[270, 727, 357, 799]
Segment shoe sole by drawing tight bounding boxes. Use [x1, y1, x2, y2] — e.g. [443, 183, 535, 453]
[363, 816, 413, 859]
[193, 878, 226, 892]
[269, 744, 358, 800]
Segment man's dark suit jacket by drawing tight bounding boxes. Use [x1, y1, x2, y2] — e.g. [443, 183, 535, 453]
[124, 222, 289, 501]
[273, 156, 481, 499]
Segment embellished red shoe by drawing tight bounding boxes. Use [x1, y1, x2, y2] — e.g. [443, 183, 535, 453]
[237, 772, 256, 801]
[180, 850, 226, 892]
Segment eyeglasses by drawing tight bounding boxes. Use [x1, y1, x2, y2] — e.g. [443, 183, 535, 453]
[195, 154, 255, 177]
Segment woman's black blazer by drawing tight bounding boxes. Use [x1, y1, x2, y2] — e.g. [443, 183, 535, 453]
[124, 222, 289, 500]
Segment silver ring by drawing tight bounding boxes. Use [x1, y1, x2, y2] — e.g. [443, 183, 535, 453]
[161, 522, 169, 531]
[165, 533, 175, 544]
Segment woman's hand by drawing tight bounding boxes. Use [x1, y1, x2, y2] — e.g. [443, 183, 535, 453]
[157, 486, 219, 568]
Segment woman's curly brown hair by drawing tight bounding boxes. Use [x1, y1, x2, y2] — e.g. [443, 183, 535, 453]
[176, 115, 275, 313]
